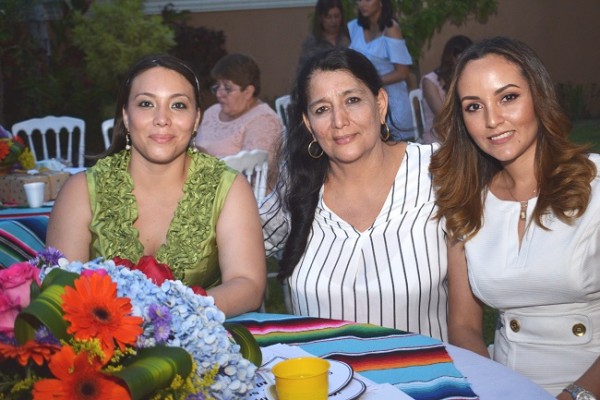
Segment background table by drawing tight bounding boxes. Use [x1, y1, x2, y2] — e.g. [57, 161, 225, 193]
[229, 312, 553, 400]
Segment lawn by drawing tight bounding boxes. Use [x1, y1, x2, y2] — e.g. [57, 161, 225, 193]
[264, 118, 600, 344]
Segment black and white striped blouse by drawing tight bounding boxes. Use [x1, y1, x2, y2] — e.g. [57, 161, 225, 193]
[261, 143, 448, 340]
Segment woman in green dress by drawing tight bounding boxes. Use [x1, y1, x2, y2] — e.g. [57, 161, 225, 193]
[47, 55, 266, 317]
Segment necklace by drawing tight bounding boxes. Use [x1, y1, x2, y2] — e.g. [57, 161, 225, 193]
[506, 185, 538, 221]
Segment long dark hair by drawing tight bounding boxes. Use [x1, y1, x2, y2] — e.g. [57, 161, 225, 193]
[434, 35, 473, 92]
[357, 0, 395, 31]
[278, 48, 385, 280]
[99, 54, 201, 158]
[430, 36, 596, 241]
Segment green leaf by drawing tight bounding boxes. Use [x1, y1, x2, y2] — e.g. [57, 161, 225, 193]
[14, 269, 79, 344]
[224, 322, 262, 367]
[111, 346, 193, 400]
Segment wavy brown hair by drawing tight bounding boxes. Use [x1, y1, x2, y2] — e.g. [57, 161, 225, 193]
[430, 36, 596, 241]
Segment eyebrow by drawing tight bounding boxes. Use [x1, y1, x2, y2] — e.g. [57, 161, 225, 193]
[307, 88, 363, 109]
[133, 92, 193, 100]
[460, 83, 521, 102]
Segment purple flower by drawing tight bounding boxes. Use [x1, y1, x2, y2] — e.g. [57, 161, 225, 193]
[148, 303, 172, 343]
[36, 247, 64, 266]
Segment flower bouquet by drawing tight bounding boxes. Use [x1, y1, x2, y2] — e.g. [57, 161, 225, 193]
[0, 125, 35, 173]
[0, 249, 260, 400]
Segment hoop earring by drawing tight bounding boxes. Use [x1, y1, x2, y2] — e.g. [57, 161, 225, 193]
[125, 132, 131, 150]
[380, 123, 391, 142]
[307, 139, 324, 159]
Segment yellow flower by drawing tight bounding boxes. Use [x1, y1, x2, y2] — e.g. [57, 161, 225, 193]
[18, 148, 36, 170]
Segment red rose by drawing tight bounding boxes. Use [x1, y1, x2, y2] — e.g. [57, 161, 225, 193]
[113, 256, 136, 269]
[190, 285, 207, 296]
[113, 256, 178, 286]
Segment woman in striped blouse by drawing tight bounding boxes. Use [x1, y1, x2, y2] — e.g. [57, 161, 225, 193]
[261, 48, 448, 340]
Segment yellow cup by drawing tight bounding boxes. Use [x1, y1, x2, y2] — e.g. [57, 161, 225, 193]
[272, 357, 330, 400]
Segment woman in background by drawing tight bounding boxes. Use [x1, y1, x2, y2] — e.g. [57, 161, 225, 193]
[261, 48, 448, 340]
[48, 55, 266, 317]
[430, 37, 600, 397]
[298, 0, 350, 69]
[348, 0, 413, 140]
[195, 53, 283, 187]
[420, 35, 472, 143]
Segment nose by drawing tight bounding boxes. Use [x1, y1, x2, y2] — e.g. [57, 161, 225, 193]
[154, 105, 170, 127]
[485, 103, 504, 128]
[331, 106, 349, 129]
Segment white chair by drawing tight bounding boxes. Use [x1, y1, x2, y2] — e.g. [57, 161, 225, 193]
[101, 118, 114, 150]
[408, 89, 427, 142]
[222, 149, 269, 204]
[274, 94, 292, 132]
[11, 116, 86, 167]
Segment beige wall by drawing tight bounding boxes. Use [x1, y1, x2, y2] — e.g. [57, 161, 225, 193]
[189, 0, 600, 106]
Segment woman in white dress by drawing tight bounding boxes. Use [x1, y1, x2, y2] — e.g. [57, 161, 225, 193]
[430, 37, 600, 398]
[261, 48, 448, 341]
[348, 0, 413, 141]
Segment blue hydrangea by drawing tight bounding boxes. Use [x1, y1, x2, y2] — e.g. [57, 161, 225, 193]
[41, 258, 257, 399]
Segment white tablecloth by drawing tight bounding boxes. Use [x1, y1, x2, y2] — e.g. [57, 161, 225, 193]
[447, 344, 554, 399]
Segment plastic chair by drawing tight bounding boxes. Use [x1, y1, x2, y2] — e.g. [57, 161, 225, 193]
[274, 94, 292, 132]
[222, 149, 269, 204]
[101, 118, 114, 150]
[11, 116, 86, 167]
[409, 89, 426, 142]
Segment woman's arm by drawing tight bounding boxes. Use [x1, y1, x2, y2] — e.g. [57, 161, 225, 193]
[556, 357, 600, 399]
[422, 76, 444, 115]
[380, 21, 410, 85]
[447, 239, 490, 358]
[46, 173, 92, 262]
[209, 174, 267, 317]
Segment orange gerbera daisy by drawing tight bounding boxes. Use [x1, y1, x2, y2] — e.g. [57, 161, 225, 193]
[0, 339, 60, 366]
[61, 274, 143, 360]
[33, 345, 130, 400]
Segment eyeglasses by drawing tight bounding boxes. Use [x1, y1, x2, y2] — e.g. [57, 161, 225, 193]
[210, 83, 241, 95]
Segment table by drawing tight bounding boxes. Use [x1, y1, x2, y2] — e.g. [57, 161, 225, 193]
[0, 205, 52, 220]
[229, 312, 553, 400]
[0, 207, 50, 267]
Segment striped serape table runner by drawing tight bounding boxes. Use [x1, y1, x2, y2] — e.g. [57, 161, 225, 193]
[230, 312, 478, 400]
[0, 216, 48, 267]
[0, 205, 52, 220]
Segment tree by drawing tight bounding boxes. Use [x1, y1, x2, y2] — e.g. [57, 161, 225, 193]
[71, 0, 175, 117]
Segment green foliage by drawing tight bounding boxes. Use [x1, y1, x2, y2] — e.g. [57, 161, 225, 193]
[161, 5, 227, 110]
[397, 0, 498, 64]
[71, 0, 175, 102]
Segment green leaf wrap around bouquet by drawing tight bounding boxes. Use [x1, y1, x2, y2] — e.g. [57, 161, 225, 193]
[14, 269, 79, 344]
[112, 346, 193, 400]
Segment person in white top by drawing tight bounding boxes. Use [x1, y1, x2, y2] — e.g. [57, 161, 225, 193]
[430, 37, 600, 398]
[261, 48, 448, 341]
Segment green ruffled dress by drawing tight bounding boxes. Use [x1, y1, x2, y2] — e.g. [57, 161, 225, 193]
[86, 150, 236, 289]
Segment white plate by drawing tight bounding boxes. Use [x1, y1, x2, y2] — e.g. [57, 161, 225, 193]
[327, 360, 354, 395]
[265, 378, 366, 400]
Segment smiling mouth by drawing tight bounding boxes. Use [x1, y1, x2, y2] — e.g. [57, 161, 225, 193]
[490, 130, 514, 141]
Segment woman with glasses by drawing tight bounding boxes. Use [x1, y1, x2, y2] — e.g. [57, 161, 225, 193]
[195, 53, 284, 188]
